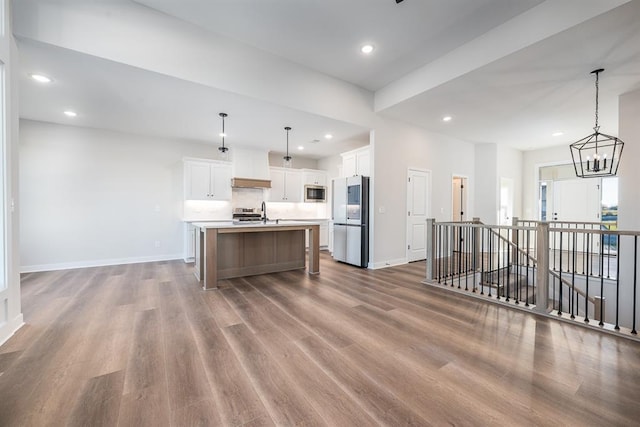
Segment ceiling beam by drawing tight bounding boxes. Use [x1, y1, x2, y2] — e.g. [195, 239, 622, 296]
[374, 0, 631, 112]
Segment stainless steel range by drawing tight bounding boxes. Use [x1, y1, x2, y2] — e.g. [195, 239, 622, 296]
[232, 207, 262, 224]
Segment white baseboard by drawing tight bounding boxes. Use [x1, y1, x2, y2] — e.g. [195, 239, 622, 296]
[0, 313, 24, 347]
[21, 254, 184, 273]
[369, 258, 408, 269]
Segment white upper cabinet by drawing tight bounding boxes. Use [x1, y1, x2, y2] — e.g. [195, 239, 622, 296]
[269, 168, 302, 202]
[341, 146, 370, 177]
[184, 160, 232, 200]
[302, 169, 328, 187]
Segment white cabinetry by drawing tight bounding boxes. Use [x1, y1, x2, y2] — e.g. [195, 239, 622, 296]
[320, 221, 329, 247]
[304, 220, 329, 249]
[341, 146, 370, 177]
[184, 160, 232, 201]
[184, 223, 196, 261]
[302, 169, 327, 187]
[269, 168, 302, 202]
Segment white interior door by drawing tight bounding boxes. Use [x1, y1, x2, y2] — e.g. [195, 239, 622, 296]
[499, 177, 514, 225]
[452, 176, 467, 221]
[407, 169, 430, 262]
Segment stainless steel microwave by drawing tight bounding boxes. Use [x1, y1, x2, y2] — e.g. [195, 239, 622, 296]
[304, 185, 327, 202]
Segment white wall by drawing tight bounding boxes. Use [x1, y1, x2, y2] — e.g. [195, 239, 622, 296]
[497, 144, 524, 221]
[618, 88, 640, 231]
[0, 0, 24, 345]
[268, 153, 318, 169]
[474, 143, 497, 223]
[613, 88, 640, 329]
[371, 118, 476, 268]
[19, 120, 221, 271]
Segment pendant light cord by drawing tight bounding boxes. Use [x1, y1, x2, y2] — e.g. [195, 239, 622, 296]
[591, 68, 604, 132]
[594, 71, 599, 130]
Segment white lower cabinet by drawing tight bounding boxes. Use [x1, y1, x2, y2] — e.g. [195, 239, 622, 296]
[184, 223, 196, 261]
[305, 220, 329, 249]
[320, 222, 328, 247]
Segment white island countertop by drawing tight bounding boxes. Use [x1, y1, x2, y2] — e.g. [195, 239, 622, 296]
[192, 220, 321, 229]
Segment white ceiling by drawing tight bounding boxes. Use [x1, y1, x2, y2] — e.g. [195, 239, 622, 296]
[14, 0, 640, 156]
[132, 0, 544, 91]
[381, 0, 640, 149]
[18, 40, 369, 159]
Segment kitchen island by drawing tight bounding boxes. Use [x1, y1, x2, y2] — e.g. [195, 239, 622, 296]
[192, 221, 320, 290]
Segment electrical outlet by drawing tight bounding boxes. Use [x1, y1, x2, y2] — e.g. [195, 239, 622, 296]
[155, 240, 161, 248]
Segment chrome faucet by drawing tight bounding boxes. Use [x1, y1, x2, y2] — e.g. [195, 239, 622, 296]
[261, 201, 267, 223]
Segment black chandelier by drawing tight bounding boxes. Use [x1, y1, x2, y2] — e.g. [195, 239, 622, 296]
[283, 126, 292, 168]
[570, 69, 624, 178]
[218, 112, 229, 155]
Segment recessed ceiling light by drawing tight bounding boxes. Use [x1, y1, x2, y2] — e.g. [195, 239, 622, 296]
[361, 44, 374, 54]
[30, 74, 52, 83]
[552, 131, 564, 137]
[64, 110, 77, 117]
[442, 116, 453, 122]
[297, 145, 304, 150]
[324, 133, 333, 139]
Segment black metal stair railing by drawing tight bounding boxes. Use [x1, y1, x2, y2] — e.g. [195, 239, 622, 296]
[425, 218, 640, 339]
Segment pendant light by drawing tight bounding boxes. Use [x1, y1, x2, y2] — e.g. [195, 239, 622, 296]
[218, 112, 229, 160]
[570, 69, 624, 178]
[283, 126, 292, 168]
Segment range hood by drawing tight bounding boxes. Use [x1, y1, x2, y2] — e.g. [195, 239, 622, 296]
[231, 147, 272, 188]
[231, 177, 271, 189]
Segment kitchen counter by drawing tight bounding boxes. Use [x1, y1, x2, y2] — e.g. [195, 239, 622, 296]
[193, 221, 320, 289]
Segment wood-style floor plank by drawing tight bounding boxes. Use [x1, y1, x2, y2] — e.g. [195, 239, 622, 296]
[67, 370, 125, 427]
[222, 323, 326, 426]
[0, 254, 639, 426]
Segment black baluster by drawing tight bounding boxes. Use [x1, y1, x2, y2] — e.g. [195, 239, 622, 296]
[615, 234, 620, 331]
[607, 227, 612, 279]
[472, 224, 477, 293]
[496, 230, 501, 300]
[457, 226, 462, 289]
[585, 233, 590, 323]
[506, 228, 511, 302]
[571, 231, 576, 319]
[437, 225, 441, 282]
[558, 231, 563, 316]
[515, 229, 520, 305]
[445, 225, 450, 286]
[599, 232, 605, 326]
[526, 229, 530, 306]
[488, 228, 493, 298]
[481, 228, 485, 296]
[464, 225, 469, 291]
[632, 236, 638, 335]
[582, 225, 587, 274]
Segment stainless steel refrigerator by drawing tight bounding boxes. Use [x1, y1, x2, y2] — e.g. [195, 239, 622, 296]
[332, 175, 369, 267]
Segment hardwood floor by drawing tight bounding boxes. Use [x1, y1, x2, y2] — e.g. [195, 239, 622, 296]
[2, 253, 640, 426]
